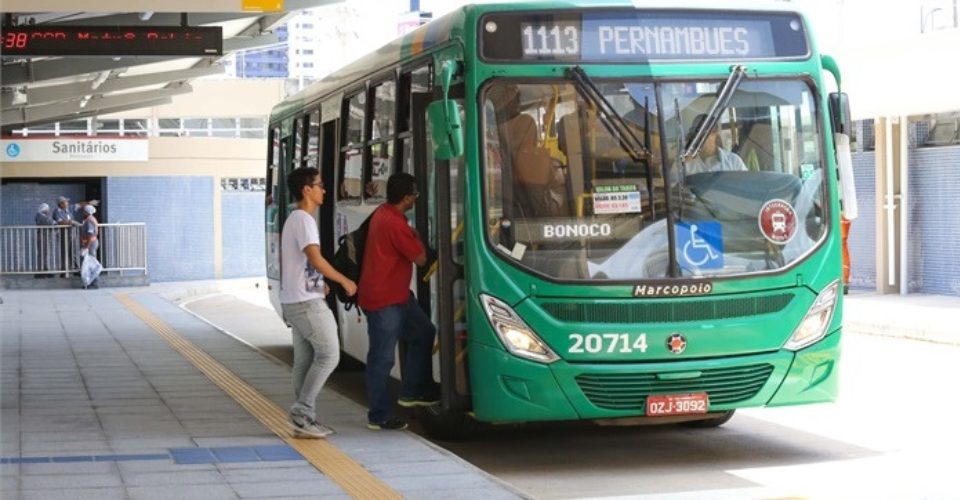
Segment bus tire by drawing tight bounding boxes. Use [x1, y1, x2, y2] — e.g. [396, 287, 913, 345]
[680, 410, 735, 428]
[418, 405, 479, 441]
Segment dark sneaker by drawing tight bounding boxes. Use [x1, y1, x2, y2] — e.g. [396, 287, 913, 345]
[367, 418, 408, 431]
[397, 394, 440, 408]
[289, 415, 334, 439]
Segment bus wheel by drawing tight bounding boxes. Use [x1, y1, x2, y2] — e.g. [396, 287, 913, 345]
[681, 410, 735, 428]
[418, 405, 479, 441]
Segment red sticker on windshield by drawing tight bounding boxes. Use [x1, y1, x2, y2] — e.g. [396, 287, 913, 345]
[758, 199, 797, 245]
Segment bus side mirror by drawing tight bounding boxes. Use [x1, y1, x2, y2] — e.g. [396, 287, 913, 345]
[829, 92, 852, 135]
[429, 58, 464, 160]
[428, 99, 464, 160]
[829, 92, 858, 221]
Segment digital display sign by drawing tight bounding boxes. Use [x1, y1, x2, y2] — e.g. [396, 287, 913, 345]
[482, 10, 808, 62]
[1, 26, 222, 57]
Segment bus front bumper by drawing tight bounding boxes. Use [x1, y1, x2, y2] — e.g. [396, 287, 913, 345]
[469, 329, 841, 422]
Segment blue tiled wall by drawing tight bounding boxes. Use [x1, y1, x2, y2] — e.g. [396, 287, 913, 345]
[908, 146, 960, 296]
[107, 177, 214, 281]
[1, 183, 85, 225]
[221, 192, 266, 278]
[848, 152, 876, 291]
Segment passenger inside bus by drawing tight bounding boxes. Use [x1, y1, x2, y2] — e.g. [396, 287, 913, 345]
[508, 113, 563, 218]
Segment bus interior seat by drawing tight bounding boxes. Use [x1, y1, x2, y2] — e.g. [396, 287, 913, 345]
[736, 122, 774, 170]
[508, 114, 553, 187]
[341, 178, 362, 198]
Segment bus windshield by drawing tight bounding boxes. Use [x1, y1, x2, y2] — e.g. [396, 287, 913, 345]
[482, 78, 826, 281]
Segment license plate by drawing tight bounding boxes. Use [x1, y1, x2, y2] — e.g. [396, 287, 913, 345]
[646, 393, 709, 416]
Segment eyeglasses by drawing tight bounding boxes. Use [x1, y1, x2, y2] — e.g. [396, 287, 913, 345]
[310, 182, 325, 189]
[409, 191, 420, 198]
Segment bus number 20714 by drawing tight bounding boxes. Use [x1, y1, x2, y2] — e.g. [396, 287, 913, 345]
[568, 333, 648, 354]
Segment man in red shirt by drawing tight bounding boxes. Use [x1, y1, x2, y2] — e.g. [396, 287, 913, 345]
[359, 172, 438, 431]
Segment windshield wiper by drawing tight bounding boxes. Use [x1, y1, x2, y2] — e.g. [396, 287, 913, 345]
[682, 65, 747, 161]
[567, 66, 650, 163]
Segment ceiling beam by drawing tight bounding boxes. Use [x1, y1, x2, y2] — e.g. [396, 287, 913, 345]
[24, 12, 260, 27]
[8, 65, 224, 108]
[222, 32, 282, 53]
[2, 97, 174, 131]
[1, 56, 210, 87]
[3, 0, 343, 14]
[2, 85, 192, 126]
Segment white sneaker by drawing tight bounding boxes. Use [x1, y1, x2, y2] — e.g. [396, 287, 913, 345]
[290, 416, 334, 439]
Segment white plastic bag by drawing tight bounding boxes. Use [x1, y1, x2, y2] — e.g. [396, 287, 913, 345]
[81, 253, 103, 287]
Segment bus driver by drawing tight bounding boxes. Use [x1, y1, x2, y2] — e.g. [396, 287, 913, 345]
[684, 120, 747, 176]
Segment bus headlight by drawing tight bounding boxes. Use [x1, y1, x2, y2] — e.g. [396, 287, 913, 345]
[480, 294, 559, 364]
[785, 280, 840, 351]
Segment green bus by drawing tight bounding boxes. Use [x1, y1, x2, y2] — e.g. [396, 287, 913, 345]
[266, 1, 856, 439]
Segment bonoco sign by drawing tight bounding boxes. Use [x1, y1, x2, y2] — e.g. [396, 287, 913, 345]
[2, 138, 148, 162]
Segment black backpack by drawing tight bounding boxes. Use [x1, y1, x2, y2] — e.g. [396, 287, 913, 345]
[327, 211, 374, 309]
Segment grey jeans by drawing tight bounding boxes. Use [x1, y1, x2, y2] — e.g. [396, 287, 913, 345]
[281, 299, 340, 423]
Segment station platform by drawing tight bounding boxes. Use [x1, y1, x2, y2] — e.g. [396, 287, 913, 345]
[3, 279, 958, 500]
[0, 284, 520, 500]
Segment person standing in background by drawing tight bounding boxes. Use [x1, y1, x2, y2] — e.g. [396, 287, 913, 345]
[53, 196, 99, 270]
[34, 203, 56, 278]
[80, 204, 100, 289]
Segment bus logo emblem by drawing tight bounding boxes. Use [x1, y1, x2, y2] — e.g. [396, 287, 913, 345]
[758, 199, 797, 245]
[666, 333, 687, 354]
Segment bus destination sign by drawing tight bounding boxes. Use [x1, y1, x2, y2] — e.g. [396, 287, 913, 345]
[482, 10, 808, 62]
[1, 26, 223, 57]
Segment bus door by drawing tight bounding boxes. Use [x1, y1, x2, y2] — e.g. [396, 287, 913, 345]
[266, 124, 296, 313]
[411, 92, 471, 411]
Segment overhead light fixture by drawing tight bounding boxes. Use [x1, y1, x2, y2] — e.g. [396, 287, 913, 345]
[11, 87, 27, 106]
[91, 71, 110, 90]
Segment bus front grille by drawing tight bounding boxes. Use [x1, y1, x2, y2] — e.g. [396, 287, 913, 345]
[575, 364, 775, 411]
[541, 294, 793, 324]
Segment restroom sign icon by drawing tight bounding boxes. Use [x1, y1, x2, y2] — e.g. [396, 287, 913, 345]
[758, 199, 797, 245]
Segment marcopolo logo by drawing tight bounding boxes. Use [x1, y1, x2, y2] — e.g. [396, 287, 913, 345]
[5, 143, 21, 158]
[632, 280, 713, 298]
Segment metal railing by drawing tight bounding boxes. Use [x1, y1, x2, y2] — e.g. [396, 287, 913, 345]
[0, 223, 147, 276]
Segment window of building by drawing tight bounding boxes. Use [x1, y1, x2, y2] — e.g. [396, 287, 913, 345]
[913, 111, 960, 147]
[59, 119, 90, 135]
[96, 119, 120, 135]
[222, 177, 266, 192]
[123, 119, 149, 137]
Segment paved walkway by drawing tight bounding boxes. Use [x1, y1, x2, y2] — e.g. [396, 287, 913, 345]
[0, 286, 520, 500]
[4, 279, 956, 499]
[844, 291, 960, 345]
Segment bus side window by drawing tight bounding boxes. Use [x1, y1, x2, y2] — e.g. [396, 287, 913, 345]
[294, 116, 305, 168]
[367, 80, 396, 202]
[305, 110, 320, 169]
[399, 64, 432, 174]
[340, 93, 365, 201]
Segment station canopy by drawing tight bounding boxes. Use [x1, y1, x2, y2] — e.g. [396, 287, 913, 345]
[1, 0, 343, 130]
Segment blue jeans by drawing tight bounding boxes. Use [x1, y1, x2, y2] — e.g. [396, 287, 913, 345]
[365, 294, 436, 423]
[282, 299, 340, 423]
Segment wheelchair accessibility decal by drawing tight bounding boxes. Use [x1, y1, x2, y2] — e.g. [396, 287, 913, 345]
[758, 199, 797, 244]
[675, 221, 724, 271]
